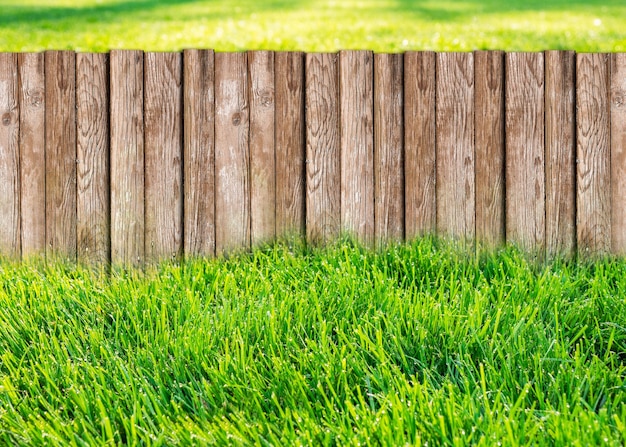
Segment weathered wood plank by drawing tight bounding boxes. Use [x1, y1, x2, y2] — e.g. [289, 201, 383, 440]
[248, 51, 276, 245]
[183, 49, 215, 258]
[505, 52, 545, 254]
[275, 51, 305, 238]
[436, 52, 475, 241]
[76, 52, 110, 265]
[474, 50, 504, 248]
[404, 52, 436, 239]
[305, 53, 340, 245]
[576, 54, 610, 256]
[144, 52, 183, 263]
[0, 53, 20, 258]
[340, 50, 374, 244]
[215, 52, 250, 255]
[610, 53, 626, 255]
[110, 50, 144, 266]
[544, 50, 576, 258]
[45, 50, 76, 262]
[374, 53, 404, 244]
[18, 53, 46, 258]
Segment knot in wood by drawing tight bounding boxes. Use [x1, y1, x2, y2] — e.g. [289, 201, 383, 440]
[2, 112, 12, 126]
[260, 90, 273, 107]
[612, 89, 625, 108]
[232, 112, 242, 126]
[29, 89, 44, 107]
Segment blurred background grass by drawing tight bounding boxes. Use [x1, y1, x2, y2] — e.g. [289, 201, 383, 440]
[0, 0, 624, 52]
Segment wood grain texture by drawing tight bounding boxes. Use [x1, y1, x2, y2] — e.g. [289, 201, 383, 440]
[0, 53, 20, 258]
[248, 51, 276, 245]
[610, 54, 626, 255]
[144, 52, 183, 263]
[404, 52, 436, 239]
[374, 53, 404, 244]
[45, 50, 77, 262]
[505, 52, 545, 254]
[576, 54, 610, 256]
[305, 53, 340, 245]
[436, 52, 475, 241]
[340, 50, 374, 244]
[76, 52, 110, 265]
[110, 50, 144, 266]
[275, 52, 305, 238]
[474, 50, 504, 248]
[215, 52, 250, 255]
[18, 53, 46, 258]
[183, 49, 215, 258]
[545, 51, 576, 258]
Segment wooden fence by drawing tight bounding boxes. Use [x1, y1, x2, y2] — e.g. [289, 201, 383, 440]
[0, 50, 625, 264]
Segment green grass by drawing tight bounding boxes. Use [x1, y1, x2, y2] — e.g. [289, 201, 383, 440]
[1, 238, 625, 445]
[0, 0, 625, 52]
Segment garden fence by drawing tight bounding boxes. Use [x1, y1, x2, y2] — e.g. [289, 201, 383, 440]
[0, 50, 624, 264]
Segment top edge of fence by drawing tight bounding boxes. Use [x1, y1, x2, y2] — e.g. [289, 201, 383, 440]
[2, 49, 624, 55]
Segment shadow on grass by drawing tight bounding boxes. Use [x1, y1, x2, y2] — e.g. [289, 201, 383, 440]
[2, 0, 623, 28]
[388, 0, 622, 21]
[0, 0, 303, 27]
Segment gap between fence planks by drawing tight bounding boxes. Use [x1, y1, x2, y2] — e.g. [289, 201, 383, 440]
[0, 49, 625, 264]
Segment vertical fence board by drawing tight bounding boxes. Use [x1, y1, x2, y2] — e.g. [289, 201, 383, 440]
[183, 49, 215, 258]
[248, 51, 276, 245]
[611, 54, 626, 256]
[45, 50, 76, 262]
[340, 50, 374, 244]
[275, 52, 305, 238]
[374, 53, 404, 244]
[0, 53, 20, 258]
[576, 54, 610, 256]
[76, 52, 110, 265]
[110, 50, 144, 266]
[474, 50, 505, 248]
[215, 52, 250, 255]
[505, 52, 545, 254]
[18, 53, 46, 258]
[545, 50, 576, 258]
[436, 52, 475, 241]
[404, 52, 436, 239]
[144, 52, 183, 263]
[305, 53, 340, 244]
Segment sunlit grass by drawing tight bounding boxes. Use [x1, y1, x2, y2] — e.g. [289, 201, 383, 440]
[1, 239, 625, 445]
[0, 0, 624, 52]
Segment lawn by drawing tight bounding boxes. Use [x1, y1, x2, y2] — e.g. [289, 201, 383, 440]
[1, 239, 625, 445]
[0, 0, 625, 52]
